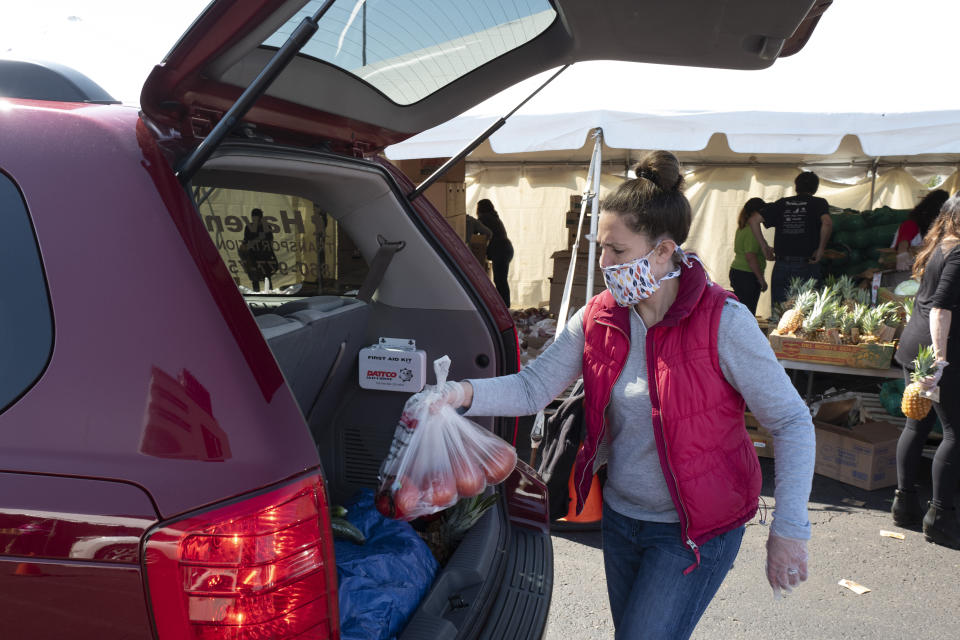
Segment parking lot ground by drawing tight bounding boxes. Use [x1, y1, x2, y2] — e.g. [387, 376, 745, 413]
[546, 457, 960, 640]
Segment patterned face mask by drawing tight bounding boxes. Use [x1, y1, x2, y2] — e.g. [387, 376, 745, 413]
[601, 243, 687, 306]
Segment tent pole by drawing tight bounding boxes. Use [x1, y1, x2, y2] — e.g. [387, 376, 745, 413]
[585, 129, 604, 304]
[556, 129, 603, 334]
[868, 158, 880, 209]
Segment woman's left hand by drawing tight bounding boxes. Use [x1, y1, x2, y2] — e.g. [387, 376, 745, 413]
[765, 532, 808, 599]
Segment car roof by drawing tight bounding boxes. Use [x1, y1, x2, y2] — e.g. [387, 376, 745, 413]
[0, 59, 119, 104]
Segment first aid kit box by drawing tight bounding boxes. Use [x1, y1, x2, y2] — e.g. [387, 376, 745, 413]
[358, 338, 427, 393]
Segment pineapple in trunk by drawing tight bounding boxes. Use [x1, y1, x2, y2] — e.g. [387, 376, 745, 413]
[903, 297, 915, 324]
[800, 289, 835, 341]
[419, 494, 498, 564]
[902, 345, 936, 420]
[777, 290, 816, 335]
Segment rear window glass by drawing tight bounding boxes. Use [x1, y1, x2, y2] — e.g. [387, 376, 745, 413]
[0, 172, 53, 414]
[264, 0, 557, 105]
[193, 186, 368, 297]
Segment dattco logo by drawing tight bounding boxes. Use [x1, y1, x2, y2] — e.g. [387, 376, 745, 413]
[366, 370, 397, 379]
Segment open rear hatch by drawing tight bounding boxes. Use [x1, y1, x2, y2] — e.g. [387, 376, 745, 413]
[140, 2, 832, 638]
[141, 0, 831, 156]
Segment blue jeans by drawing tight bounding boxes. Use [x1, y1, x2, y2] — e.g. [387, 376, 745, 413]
[601, 501, 745, 640]
[771, 259, 821, 306]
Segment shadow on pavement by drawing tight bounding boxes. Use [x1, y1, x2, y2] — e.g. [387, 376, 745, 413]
[548, 455, 952, 548]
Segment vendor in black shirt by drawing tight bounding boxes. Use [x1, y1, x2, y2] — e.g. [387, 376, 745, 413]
[748, 171, 833, 306]
[892, 193, 960, 548]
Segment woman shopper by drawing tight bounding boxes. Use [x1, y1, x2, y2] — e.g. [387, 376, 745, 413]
[893, 189, 949, 271]
[891, 193, 960, 548]
[425, 151, 815, 639]
[729, 197, 769, 315]
[476, 199, 514, 307]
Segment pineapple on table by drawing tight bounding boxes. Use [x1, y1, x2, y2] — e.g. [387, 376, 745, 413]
[838, 275, 857, 305]
[823, 300, 843, 344]
[777, 289, 816, 335]
[902, 345, 938, 420]
[799, 289, 835, 341]
[785, 277, 817, 306]
[838, 308, 856, 344]
[858, 306, 882, 343]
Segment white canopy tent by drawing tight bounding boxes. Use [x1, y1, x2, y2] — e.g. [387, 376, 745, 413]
[386, 98, 960, 316]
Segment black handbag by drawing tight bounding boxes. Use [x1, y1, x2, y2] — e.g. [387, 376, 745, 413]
[536, 379, 586, 521]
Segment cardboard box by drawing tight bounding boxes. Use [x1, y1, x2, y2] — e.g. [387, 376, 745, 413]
[548, 279, 590, 316]
[395, 158, 466, 183]
[813, 420, 901, 490]
[551, 249, 595, 283]
[768, 333, 895, 370]
[745, 413, 775, 459]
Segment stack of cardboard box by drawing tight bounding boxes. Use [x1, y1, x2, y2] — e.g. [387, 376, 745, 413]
[395, 158, 467, 239]
[548, 196, 598, 315]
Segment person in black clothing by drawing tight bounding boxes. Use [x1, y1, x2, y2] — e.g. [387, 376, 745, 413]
[240, 208, 279, 292]
[476, 199, 514, 308]
[748, 171, 833, 306]
[891, 193, 960, 548]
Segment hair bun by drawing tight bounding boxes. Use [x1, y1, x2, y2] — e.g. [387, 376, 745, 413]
[635, 151, 683, 192]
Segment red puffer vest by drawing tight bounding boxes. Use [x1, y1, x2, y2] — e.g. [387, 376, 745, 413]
[575, 260, 761, 571]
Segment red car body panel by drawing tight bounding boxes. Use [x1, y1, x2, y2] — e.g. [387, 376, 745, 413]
[0, 563, 154, 638]
[0, 474, 157, 637]
[0, 100, 321, 521]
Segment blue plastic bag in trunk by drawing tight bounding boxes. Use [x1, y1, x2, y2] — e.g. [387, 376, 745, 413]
[335, 489, 438, 640]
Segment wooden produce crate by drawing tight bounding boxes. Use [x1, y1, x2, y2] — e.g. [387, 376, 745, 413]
[768, 333, 895, 370]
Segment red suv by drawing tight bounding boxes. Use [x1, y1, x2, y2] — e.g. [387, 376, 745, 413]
[0, 1, 826, 638]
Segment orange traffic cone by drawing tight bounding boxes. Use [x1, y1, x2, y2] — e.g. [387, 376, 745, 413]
[14, 562, 42, 576]
[557, 462, 602, 527]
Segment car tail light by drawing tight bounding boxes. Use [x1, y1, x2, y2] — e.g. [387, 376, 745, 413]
[144, 473, 339, 639]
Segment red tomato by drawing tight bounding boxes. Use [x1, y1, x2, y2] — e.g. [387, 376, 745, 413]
[425, 472, 457, 508]
[394, 478, 421, 519]
[375, 489, 396, 518]
[452, 453, 487, 498]
[482, 445, 517, 485]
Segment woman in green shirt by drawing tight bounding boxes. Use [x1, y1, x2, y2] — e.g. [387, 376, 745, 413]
[729, 197, 768, 315]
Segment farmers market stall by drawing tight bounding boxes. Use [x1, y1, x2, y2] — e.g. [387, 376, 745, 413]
[387, 107, 960, 314]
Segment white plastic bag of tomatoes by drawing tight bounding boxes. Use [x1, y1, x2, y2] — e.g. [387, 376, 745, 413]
[376, 356, 517, 521]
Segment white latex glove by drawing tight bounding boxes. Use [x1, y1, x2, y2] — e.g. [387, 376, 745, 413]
[765, 532, 809, 599]
[918, 360, 949, 391]
[411, 380, 467, 413]
[896, 252, 913, 271]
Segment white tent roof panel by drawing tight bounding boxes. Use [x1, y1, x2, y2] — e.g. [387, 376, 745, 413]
[386, 108, 960, 161]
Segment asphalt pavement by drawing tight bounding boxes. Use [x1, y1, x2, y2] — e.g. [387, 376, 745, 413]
[544, 456, 960, 640]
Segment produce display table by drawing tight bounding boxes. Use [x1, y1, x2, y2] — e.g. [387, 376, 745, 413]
[778, 358, 901, 399]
